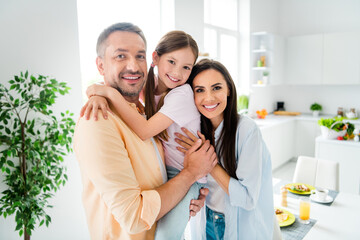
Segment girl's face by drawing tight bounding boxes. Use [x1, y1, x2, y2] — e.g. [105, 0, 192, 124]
[193, 69, 229, 129]
[153, 47, 195, 93]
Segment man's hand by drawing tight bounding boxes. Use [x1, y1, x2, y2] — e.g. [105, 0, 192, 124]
[189, 188, 209, 217]
[183, 139, 217, 182]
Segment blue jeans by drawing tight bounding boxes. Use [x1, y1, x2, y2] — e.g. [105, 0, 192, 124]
[206, 206, 225, 240]
[155, 166, 205, 240]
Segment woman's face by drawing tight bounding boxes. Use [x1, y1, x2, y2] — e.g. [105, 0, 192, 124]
[193, 69, 229, 129]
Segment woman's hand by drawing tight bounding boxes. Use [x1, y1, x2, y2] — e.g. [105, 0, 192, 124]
[175, 128, 206, 153]
[80, 96, 111, 121]
[86, 82, 109, 98]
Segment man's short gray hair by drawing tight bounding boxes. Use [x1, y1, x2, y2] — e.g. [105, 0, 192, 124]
[96, 22, 147, 57]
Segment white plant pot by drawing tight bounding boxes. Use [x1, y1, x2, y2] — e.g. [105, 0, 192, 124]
[312, 110, 320, 117]
[320, 126, 346, 139]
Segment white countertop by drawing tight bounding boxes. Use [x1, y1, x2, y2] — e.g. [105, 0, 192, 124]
[316, 136, 360, 147]
[251, 113, 360, 130]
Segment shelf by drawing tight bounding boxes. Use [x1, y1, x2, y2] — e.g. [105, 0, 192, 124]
[252, 49, 271, 53]
[252, 67, 269, 70]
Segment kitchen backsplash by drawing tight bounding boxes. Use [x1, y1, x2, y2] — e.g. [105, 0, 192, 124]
[249, 85, 360, 117]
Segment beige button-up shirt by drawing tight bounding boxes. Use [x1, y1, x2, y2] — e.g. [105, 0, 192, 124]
[74, 104, 165, 240]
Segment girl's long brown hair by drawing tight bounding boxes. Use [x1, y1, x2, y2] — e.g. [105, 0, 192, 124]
[187, 59, 240, 179]
[144, 31, 198, 140]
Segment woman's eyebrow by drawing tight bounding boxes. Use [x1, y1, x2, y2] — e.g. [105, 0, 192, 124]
[211, 82, 223, 87]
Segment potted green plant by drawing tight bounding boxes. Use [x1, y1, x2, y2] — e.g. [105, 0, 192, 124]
[310, 102, 322, 117]
[262, 71, 269, 85]
[0, 71, 75, 240]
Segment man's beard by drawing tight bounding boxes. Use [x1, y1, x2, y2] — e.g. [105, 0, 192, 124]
[114, 71, 145, 97]
[114, 83, 144, 97]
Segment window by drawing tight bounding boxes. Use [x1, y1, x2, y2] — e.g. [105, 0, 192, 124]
[203, 0, 239, 83]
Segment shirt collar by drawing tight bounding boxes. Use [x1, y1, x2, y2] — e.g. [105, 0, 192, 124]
[214, 120, 224, 141]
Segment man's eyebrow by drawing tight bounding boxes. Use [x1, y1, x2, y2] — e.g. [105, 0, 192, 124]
[114, 48, 128, 52]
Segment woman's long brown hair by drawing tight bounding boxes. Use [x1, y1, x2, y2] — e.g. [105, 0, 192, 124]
[187, 59, 240, 179]
[144, 31, 198, 140]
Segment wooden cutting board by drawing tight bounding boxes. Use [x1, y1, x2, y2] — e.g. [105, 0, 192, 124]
[274, 111, 301, 116]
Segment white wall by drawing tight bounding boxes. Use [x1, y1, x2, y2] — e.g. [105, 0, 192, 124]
[0, 0, 89, 239]
[249, 0, 360, 116]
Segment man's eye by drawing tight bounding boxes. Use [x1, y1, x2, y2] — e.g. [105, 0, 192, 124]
[137, 55, 146, 59]
[116, 54, 125, 59]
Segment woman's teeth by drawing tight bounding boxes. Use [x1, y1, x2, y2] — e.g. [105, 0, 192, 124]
[204, 104, 218, 109]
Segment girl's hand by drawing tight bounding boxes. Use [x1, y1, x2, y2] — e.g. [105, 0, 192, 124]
[80, 96, 111, 121]
[86, 82, 109, 98]
[175, 128, 206, 153]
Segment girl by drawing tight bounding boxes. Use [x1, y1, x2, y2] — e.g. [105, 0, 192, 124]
[82, 30, 206, 240]
[176, 59, 274, 239]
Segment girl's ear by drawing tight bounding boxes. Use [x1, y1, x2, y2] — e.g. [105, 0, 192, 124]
[152, 51, 159, 65]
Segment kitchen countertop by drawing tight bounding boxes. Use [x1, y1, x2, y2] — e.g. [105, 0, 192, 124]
[251, 113, 360, 130]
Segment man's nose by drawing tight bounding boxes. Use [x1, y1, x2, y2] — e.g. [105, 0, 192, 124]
[127, 57, 140, 71]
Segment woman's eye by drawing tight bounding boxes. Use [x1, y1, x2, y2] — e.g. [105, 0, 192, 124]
[195, 89, 204, 93]
[184, 66, 191, 70]
[213, 86, 222, 91]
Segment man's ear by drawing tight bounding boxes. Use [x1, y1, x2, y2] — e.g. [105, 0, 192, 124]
[96, 57, 105, 76]
[152, 51, 159, 65]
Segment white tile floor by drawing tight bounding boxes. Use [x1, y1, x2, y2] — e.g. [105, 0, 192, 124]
[272, 158, 297, 181]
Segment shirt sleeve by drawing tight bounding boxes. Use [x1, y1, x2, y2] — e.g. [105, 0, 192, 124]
[159, 84, 199, 126]
[228, 124, 263, 210]
[74, 115, 161, 234]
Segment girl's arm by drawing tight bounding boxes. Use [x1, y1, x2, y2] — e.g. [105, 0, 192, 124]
[175, 128, 230, 194]
[86, 83, 173, 140]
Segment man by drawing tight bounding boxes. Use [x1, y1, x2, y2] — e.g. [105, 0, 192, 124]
[74, 22, 217, 240]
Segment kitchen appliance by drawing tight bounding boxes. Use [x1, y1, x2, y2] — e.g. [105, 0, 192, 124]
[276, 101, 285, 111]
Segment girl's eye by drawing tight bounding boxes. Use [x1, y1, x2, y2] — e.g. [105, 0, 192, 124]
[168, 60, 175, 65]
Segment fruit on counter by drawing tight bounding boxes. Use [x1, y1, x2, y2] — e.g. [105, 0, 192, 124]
[337, 136, 344, 140]
[256, 109, 268, 119]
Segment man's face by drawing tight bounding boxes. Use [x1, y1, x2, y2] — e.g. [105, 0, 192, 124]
[96, 31, 147, 99]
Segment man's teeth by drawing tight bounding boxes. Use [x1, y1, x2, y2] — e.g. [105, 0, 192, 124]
[204, 104, 218, 109]
[124, 76, 139, 80]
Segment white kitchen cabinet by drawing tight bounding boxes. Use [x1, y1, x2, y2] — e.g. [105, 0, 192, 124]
[295, 120, 321, 157]
[315, 137, 360, 194]
[285, 34, 323, 85]
[323, 32, 360, 85]
[260, 120, 295, 170]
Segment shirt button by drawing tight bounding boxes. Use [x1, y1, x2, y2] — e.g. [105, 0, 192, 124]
[215, 215, 219, 220]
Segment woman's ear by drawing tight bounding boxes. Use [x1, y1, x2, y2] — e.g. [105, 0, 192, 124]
[152, 51, 159, 65]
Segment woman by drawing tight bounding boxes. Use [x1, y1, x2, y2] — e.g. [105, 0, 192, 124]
[176, 59, 274, 239]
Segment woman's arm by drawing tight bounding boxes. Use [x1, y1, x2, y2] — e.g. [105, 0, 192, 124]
[86, 84, 173, 140]
[175, 128, 230, 194]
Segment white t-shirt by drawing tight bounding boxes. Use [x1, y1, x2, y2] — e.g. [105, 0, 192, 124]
[157, 84, 206, 183]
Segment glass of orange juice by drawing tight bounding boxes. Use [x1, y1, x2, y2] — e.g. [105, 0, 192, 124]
[299, 197, 311, 224]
